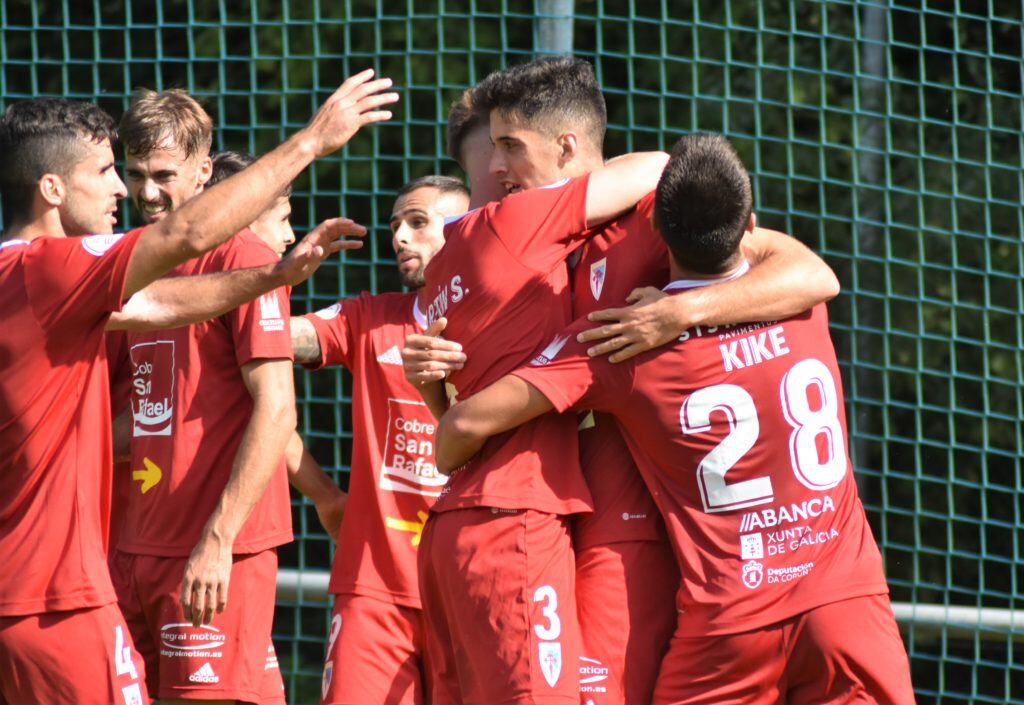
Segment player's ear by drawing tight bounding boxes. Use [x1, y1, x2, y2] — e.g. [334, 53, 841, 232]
[196, 154, 213, 189]
[557, 131, 579, 166]
[38, 173, 66, 207]
[747, 212, 757, 233]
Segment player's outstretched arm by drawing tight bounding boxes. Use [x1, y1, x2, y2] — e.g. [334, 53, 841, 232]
[180, 358, 296, 627]
[285, 431, 347, 540]
[580, 226, 841, 362]
[435, 376, 553, 474]
[124, 69, 398, 298]
[108, 218, 366, 331]
[584, 151, 669, 228]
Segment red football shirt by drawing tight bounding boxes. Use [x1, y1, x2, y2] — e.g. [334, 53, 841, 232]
[570, 192, 669, 548]
[515, 278, 889, 635]
[106, 330, 134, 557]
[0, 230, 142, 616]
[120, 230, 294, 556]
[420, 176, 594, 514]
[303, 291, 438, 608]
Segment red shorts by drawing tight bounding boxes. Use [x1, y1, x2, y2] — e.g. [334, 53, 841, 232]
[653, 593, 915, 705]
[420, 508, 582, 705]
[320, 593, 428, 705]
[111, 549, 285, 704]
[0, 602, 149, 705]
[576, 541, 679, 705]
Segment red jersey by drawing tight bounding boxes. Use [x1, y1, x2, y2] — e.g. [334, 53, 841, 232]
[515, 278, 889, 635]
[420, 177, 593, 514]
[120, 229, 293, 556]
[0, 230, 142, 616]
[106, 331, 134, 556]
[570, 192, 669, 548]
[302, 291, 440, 608]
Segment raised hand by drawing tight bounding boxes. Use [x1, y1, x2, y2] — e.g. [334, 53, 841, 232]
[274, 217, 367, 287]
[402, 318, 466, 386]
[300, 68, 400, 157]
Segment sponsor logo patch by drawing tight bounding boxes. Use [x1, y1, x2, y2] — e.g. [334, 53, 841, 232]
[81, 233, 124, 256]
[380, 398, 446, 496]
[538, 642, 562, 687]
[589, 257, 607, 300]
[120, 683, 145, 705]
[531, 334, 570, 366]
[159, 623, 226, 660]
[376, 344, 404, 366]
[742, 560, 764, 589]
[579, 656, 609, 694]
[188, 662, 219, 684]
[741, 532, 764, 559]
[259, 293, 285, 332]
[130, 340, 175, 437]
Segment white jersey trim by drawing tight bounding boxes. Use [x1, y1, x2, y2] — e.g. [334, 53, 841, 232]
[0, 239, 29, 250]
[412, 296, 428, 330]
[662, 260, 750, 292]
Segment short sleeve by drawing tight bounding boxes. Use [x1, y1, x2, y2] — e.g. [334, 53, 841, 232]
[484, 175, 591, 271]
[217, 236, 294, 366]
[512, 316, 635, 414]
[301, 297, 360, 370]
[25, 228, 145, 333]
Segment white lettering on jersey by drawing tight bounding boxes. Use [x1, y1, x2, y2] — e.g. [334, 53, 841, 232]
[426, 275, 466, 325]
[380, 398, 446, 496]
[739, 495, 836, 532]
[81, 233, 125, 256]
[131, 341, 175, 437]
[718, 326, 790, 371]
[259, 293, 285, 331]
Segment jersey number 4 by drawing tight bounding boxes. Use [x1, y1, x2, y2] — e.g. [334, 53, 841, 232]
[681, 358, 847, 513]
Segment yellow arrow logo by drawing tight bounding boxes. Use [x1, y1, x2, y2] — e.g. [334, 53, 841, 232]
[385, 511, 429, 547]
[132, 457, 162, 494]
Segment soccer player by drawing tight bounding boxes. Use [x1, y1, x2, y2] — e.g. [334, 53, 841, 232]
[404, 58, 842, 705]
[107, 87, 373, 705]
[288, 175, 470, 705]
[433, 132, 916, 705]
[0, 71, 397, 705]
[444, 87, 507, 209]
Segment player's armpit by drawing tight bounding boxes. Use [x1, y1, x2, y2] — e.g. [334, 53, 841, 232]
[435, 376, 554, 474]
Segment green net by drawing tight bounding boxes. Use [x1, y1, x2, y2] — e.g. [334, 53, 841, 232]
[2, 1, 1021, 702]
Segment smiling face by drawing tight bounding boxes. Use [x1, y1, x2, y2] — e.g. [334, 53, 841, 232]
[60, 137, 128, 235]
[124, 140, 212, 224]
[488, 110, 571, 195]
[390, 186, 468, 289]
[249, 195, 296, 258]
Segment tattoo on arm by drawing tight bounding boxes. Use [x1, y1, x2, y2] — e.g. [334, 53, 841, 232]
[291, 316, 322, 364]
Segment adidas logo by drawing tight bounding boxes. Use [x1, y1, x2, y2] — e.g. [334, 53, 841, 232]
[188, 662, 219, 684]
[376, 345, 403, 366]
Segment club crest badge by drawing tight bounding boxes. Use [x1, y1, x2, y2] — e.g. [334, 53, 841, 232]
[589, 258, 607, 300]
[538, 642, 562, 687]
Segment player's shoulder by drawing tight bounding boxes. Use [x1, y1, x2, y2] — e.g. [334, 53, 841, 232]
[210, 228, 276, 269]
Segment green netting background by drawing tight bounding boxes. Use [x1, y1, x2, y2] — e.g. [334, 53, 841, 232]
[2, 0, 1021, 702]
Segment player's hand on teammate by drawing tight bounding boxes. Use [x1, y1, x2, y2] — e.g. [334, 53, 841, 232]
[402, 318, 466, 386]
[180, 534, 233, 627]
[579, 286, 687, 362]
[300, 68, 399, 157]
[274, 217, 367, 287]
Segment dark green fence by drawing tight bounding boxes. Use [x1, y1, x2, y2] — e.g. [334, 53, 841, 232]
[2, 1, 1021, 702]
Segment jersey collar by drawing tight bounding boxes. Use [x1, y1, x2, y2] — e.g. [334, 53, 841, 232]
[0, 239, 29, 250]
[662, 259, 750, 292]
[412, 295, 428, 330]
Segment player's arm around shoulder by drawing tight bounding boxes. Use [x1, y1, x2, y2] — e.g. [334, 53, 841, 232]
[435, 375, 555, 475]
[585, 151, 670, 228]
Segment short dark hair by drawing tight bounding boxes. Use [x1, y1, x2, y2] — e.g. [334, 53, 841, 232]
[396, 175, 470, 201]
[119, 88, 213, 160]
[446, 87, 488, 167]
[207, 150, 291, 196]
[475, 56, 606, 151]
[654, 133, 753, 274]
[0, 98, 117, 228]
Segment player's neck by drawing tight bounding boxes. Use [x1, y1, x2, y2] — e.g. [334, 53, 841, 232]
[668, 254, 746, 283]
[3, 209, 67, 243]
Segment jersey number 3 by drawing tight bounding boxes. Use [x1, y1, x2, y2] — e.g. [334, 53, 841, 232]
[681, 358, 847, 513]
